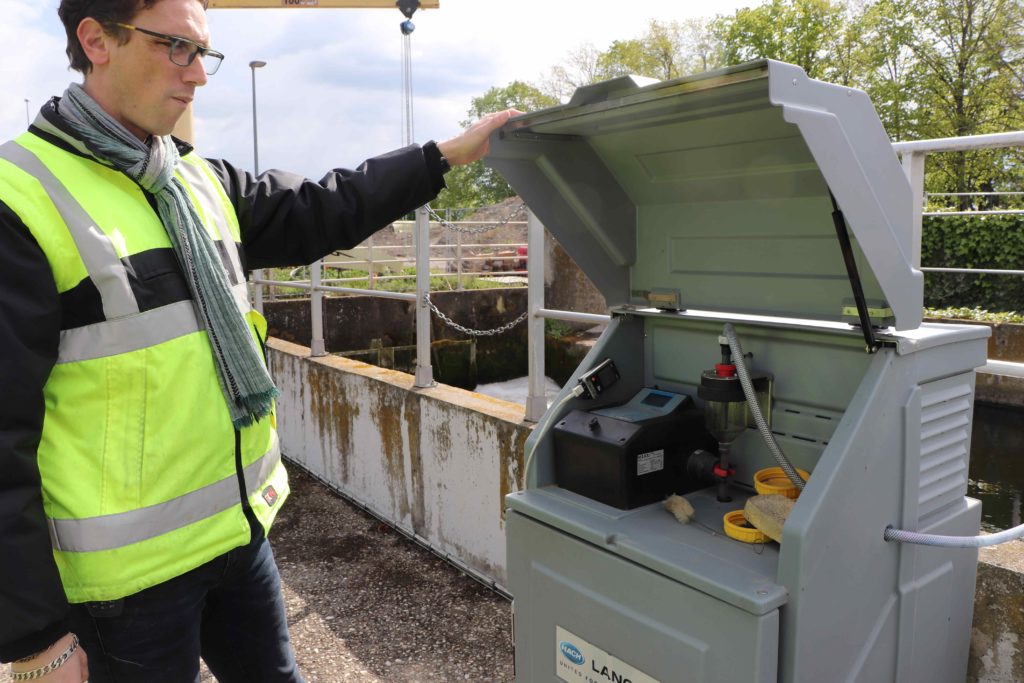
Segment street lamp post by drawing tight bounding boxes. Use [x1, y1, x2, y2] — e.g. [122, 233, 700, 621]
[248, 60, 267, 174]
[248, 60, 268, 313]
[24, 99, 30, 127]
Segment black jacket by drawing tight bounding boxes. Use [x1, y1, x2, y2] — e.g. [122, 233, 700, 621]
[0, 99, 447, 662]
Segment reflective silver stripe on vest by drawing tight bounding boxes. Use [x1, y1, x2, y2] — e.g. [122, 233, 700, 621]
[57, 300, 201, 364]
[56, 286, 251, 364]
[47, 433, 282, 553]
[177, 159, 246, 284]
[0, 141, 140, 319]
[32, 115, 98, 161]
[177, 159, 250, 311]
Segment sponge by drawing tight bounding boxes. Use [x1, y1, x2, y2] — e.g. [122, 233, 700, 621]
[664, 494, 695, 524]
[744, 494, 795, 543]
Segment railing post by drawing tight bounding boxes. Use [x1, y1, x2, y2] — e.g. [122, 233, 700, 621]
[525, 209, 547, 422]
[453, 209, 463, 291]
[367, 233, 376, 290]
[310, 259, 326, 357]
[414, 206, 434, 387]
[251, 268, 265, 315]
[900, 151, 926, 268]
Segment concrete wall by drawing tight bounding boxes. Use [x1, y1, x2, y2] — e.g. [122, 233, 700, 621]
[269, 337, 1024, 680]
[925, 318, 1024, 407]
[971, 542, 1024, 682]
[264, 289, 529, 388]
[545, 232, 607, 318]
[268, 338, 530, 588]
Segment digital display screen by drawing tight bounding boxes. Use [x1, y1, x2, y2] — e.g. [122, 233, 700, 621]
[641, 391, 671, 408]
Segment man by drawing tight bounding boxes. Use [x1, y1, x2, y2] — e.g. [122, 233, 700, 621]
[0, 0, 516, 680]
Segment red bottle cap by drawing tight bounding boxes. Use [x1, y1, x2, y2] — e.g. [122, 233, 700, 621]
[715, 363, 737, 377]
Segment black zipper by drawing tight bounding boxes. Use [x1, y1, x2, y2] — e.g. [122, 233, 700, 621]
[234, 428, 262, 542]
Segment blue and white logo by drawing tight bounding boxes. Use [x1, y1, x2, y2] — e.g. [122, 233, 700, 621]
[559, 641, 585, 666]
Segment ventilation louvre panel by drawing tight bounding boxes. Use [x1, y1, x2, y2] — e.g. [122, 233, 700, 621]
[917, 381, 973, 523]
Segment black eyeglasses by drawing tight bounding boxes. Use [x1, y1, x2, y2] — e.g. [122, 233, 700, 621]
[112, 22, 225, 75]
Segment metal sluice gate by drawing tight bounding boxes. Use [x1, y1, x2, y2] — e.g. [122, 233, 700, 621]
[487, 59, 990, 683]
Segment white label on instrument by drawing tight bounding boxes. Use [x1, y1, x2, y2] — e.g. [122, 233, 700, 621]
[556, 626, 660, 683]
[637, 449, 664, 476]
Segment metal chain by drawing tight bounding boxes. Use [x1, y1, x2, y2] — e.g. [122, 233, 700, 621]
[426, 204, 526, 234]
[423, 293, 528, 337]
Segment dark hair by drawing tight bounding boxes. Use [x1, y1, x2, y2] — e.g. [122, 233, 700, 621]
[57, 0, 209, 74]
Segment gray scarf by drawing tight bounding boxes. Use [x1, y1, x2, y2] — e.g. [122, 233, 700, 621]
[59, 83, 277, 429]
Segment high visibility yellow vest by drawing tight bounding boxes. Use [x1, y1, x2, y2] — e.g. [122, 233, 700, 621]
[0, 131, 289, 603]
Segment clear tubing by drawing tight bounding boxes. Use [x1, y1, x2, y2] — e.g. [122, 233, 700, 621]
[722, 323, 806, 490]
[716, 328, 1020, 549]
[884, 523, 1024, 548]
[522, 385, 585, 484]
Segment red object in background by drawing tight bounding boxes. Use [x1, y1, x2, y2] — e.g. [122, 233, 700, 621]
[517, 245, 528, 270]
[713, 463, 736, 479]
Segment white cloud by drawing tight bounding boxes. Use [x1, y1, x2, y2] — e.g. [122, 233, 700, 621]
[2, 0, 755, 178]
[0, 2, 69, 138]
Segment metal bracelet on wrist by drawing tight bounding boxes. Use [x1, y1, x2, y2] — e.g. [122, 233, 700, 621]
[13, 649, 46, 664]
[10, 633, 79, 681]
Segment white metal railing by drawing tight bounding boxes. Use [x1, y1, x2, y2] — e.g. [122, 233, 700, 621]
[271, 238, 528, 294]
[248, 130, 1024, 421]
[895, 131, 1024, 378]
[249, 206, 608, 420]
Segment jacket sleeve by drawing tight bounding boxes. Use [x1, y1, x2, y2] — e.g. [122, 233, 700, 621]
[0, 202, 69, 663]
[205, 141, 448, 270]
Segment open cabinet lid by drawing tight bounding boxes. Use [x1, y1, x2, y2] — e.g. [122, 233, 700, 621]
[485, 60, 923, 331]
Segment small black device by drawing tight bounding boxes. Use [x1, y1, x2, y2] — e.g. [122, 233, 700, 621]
[553, 388, 714, 509]
[578, 358, 620, 399]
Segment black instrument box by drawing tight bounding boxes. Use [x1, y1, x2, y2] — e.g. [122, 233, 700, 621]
[552, 394, 710, 509]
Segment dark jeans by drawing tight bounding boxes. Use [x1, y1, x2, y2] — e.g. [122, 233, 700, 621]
[68, 530, 303, 683]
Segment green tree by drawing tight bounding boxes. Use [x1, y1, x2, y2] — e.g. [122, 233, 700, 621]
[432, 82, 558, 210]
[712, 0, 849, 79]
[597, 37, 667, 80]
[679, 17, 724, 73]
[543, 20, 725, 99]
[906, 0, 1024, 205]
[540, 43, 604, 102]
[853, 0, 920, 139]
[711, 0, 1024, 204]
[442, 0, 1024, 219]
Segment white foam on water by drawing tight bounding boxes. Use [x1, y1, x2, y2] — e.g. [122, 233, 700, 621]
[474, 376, 564, 407]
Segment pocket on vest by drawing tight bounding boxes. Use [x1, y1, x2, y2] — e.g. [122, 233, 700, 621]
[99, 351, 147, 513]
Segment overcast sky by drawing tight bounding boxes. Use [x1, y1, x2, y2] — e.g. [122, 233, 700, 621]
[1, 0, 755, 179]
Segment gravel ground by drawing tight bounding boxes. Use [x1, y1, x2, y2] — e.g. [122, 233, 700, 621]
[258, 465, 515, 682]
[2, 465, 515, 683]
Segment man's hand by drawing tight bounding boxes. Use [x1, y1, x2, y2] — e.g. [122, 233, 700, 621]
[436, 109, 524, 167]
[8, 633, 88, 682]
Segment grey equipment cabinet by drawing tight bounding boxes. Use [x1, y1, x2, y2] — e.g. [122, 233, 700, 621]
[488, 60, 990, 683]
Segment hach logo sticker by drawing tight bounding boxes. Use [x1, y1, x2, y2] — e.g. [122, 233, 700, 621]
[559, 641, 585, 666]
[262, 485, 279, 507]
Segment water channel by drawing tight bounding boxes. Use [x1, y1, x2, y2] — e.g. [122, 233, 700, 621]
[476, 380, 1023, 532]
[970, 403, 1023, 532]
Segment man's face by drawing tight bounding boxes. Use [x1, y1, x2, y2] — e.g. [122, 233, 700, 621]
[100, 0, 210, 140]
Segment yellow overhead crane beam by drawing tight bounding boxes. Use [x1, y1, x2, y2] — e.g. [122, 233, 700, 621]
[208, 1, 438, 8]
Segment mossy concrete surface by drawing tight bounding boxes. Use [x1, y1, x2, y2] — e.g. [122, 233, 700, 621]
[267, 338, 530, 589]
[970, 541, 1024, 682]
